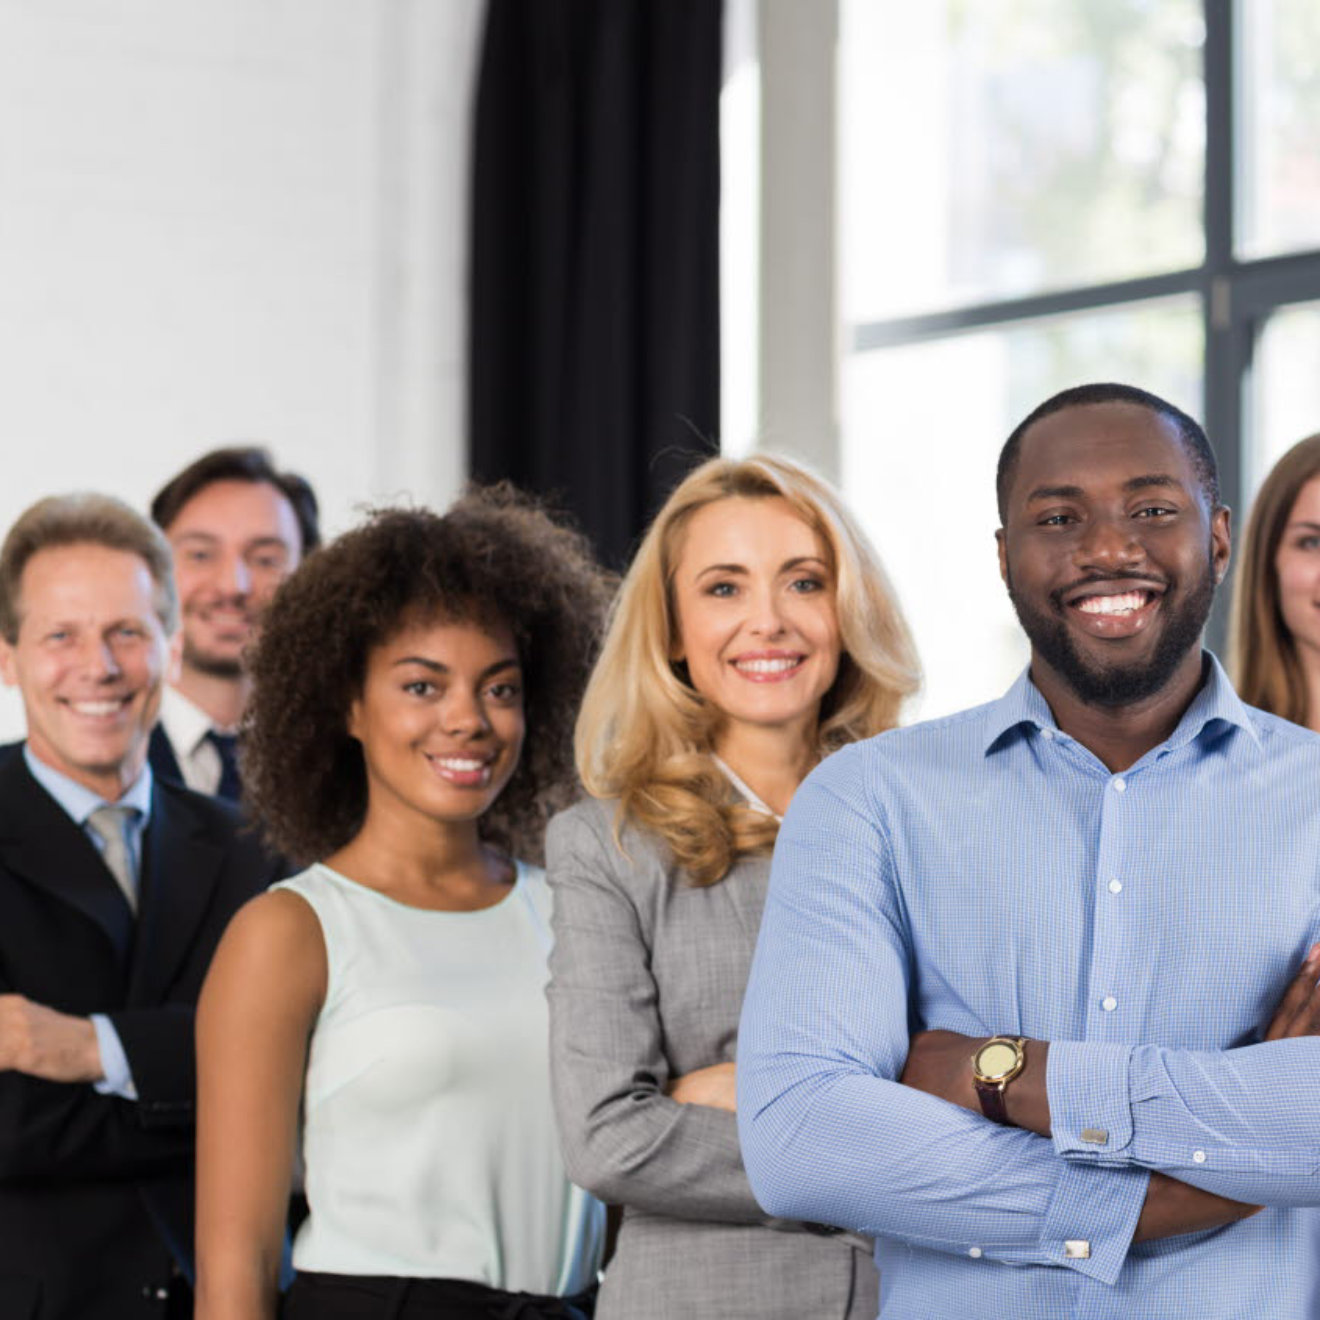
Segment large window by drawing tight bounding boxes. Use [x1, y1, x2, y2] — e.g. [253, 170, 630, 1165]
[839, 0, 1320, 717]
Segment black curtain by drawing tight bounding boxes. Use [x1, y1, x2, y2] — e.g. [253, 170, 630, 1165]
[468, 0, 722, 570]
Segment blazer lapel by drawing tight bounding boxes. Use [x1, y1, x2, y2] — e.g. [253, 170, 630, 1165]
[0, 752, 134, 962]
[147, 723, 185, 785]
[720, 851, 771, 945]
[128, 785, 226, 1004]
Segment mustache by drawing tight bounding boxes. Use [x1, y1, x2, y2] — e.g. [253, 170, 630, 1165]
[1049, 572, 1169, 610]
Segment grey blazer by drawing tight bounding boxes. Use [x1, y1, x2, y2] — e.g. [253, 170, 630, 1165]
[547, 796, 878, 1320]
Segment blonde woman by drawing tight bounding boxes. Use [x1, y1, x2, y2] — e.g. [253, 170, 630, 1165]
[546, 455, 919, 1319]
[1230, 432, 1320, 731]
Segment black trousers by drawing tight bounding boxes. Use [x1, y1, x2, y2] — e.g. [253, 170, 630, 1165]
[282, 1273, 596, 1320]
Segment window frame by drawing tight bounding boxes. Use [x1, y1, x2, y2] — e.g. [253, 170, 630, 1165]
[842, 0, 1320, 644]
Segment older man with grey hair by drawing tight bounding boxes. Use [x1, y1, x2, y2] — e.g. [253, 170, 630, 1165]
[0, 493, 279, 1319]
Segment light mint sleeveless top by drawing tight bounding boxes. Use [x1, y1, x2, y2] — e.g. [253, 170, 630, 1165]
[275, 862, 603, 1293]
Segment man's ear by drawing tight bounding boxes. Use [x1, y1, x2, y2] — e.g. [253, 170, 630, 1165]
[0, 636, 18, 688]
[1211, 505, 1231, 586]
[996, 528, 1009, 589]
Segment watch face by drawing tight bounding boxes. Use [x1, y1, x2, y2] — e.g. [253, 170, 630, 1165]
[976, 1040, 1020, 1081]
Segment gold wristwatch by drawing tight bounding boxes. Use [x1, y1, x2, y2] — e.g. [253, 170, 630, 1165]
[971, 1036, 1027, 1125]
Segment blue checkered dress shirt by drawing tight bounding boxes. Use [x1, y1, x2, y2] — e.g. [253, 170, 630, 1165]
[738, 655, 1320, 1319]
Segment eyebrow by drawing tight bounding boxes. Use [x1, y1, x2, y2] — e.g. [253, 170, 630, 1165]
[1286, 519, 1320, 532]
[1024, 473, 1182, 503]
[694, 555, 830, 578]
[390, 656, 521, 678]
[41, 615, 152, 632]
[173, 531, 293, 550]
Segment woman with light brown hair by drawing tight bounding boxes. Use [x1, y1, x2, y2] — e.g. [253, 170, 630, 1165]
[1230, 432, 1320, 731]
[545, 454, 919, 1318]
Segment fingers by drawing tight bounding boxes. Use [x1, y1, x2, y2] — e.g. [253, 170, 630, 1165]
[1265, 944, 1320, 1041]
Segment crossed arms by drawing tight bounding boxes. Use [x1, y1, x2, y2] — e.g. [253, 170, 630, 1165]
[736, 776, 1320, 1287]
[0, 983, 196, 1182]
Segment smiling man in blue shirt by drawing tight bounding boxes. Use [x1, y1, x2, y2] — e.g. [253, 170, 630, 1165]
[738, 383, 1320, 1319]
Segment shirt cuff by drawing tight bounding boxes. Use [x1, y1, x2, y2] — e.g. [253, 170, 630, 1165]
[1036, 1156, 1149, 1285]
[90, 1014, 138, 1100]
[1048, 1040, 1134, 1164]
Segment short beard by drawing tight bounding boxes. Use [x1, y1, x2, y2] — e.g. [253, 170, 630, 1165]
[1006, 558, 1215, 709]
[181, 639, 245, 681]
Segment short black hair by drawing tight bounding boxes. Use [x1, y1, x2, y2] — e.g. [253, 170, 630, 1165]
[995, 383, 1220, 522]
[150, 446, 321, 553]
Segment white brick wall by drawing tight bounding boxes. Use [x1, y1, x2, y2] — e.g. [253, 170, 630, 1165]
[0, 0, 485, 737]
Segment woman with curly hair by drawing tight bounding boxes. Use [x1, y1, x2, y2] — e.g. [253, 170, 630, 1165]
[546, 455, 919, 1319]
[195, 489, 610, 1320]
[1230, 432, 1320, 731]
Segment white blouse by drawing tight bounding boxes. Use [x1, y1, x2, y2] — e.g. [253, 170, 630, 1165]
[275, 862, 603, 1294]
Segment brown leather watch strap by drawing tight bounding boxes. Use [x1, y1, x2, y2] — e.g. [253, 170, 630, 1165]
[974, 1077, 1011, 1125]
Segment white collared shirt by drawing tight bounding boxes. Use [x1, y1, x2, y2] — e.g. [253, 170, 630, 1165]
[157, 684, 232, 796]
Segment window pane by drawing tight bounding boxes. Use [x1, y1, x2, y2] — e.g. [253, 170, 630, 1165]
[1249, 302, 1320, 495]
[840, 0, 1205, 322]
[841, 298, 1203, 718]
[1237, 0, 1320, 260]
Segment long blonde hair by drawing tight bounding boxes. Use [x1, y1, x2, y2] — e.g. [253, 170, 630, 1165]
[1230, 432, 1320, 725]
[575, 454, 920, 885]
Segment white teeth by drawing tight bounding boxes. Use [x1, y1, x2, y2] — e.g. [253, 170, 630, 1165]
[1076, 591, 1148, 616]
[734, 657, 800, 673]
[432, 757, 486, 771]
[70, 700, 125, 716]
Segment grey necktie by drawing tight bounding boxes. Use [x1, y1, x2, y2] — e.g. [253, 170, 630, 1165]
[86, 805, 138, 913]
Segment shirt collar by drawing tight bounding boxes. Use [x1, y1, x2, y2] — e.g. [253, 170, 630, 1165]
[158, 683, 223, 757]
[713, 755, 782, 821]
[23, 744, 154, 828]
[982, 651, 1261, 757]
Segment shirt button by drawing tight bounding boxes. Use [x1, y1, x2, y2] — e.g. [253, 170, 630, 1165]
[968, 1246, 983, 1258]
[1193, 1150, 1207, 1164]
[1101, 995, 1118, 1012]
[1108, 878, 1123, 894]
[1039, 727, 1055, 740]
[1112, 776, 1127, 793]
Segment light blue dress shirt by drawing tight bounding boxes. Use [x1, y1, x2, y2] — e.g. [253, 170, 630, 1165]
[738, 655, 1320, 1319]
[24, 745, 152, 1101]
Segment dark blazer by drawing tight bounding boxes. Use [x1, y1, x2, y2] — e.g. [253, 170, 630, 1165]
[0, 748, 280, 1320]
[146, 723, 185, 787]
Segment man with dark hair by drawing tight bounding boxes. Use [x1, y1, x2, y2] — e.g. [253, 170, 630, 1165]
[148, 447, 319, 801]
[0, 493, 279, 1318]
[739, 385, 1320, 1316]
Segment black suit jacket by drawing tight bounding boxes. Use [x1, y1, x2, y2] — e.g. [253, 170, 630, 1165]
[0, 749, 281, 1319]
[146, 723, 185, 788]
